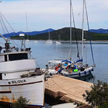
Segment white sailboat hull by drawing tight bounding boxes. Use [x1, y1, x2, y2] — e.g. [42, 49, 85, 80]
[61, 67, 93, 78]
[55, 41, 61, 45]
[46, 40, 53, 44]
[45, 66, 93, 78]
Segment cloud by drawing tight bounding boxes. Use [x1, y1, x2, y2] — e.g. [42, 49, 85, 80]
[0, 0, 108, 32]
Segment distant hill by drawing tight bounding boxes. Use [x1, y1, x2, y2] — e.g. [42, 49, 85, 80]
[3, 32, 17, 38]
[11, 27, 108, 41]
[3, 28, 55, 38]
[89, 29, 108, 34]
[11, 27, 88, 40]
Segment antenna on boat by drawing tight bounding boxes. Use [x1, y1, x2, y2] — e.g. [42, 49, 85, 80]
[25, 13, 29, 41]
[19, 33, 26, 50]
[0, 33, 11, 52]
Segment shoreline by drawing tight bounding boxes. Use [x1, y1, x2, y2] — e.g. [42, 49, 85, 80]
[10, 39, 108, 44]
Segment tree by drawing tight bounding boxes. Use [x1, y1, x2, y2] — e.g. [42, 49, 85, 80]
[12, 96, 29, 108]
[83, 80, 108, 108]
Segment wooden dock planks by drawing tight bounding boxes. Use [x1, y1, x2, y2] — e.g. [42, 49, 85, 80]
[45, 75, 93, 104]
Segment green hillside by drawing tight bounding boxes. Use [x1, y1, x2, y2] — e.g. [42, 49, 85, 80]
[11, 27, 108, 41]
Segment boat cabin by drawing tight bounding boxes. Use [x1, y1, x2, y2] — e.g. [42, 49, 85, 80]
[0, 51, 34, 80]
[0, 51, 29, 62]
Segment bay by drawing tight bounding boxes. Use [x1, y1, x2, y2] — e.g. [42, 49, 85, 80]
[0, 39, 108, 107]
[25, 40, 108, 83]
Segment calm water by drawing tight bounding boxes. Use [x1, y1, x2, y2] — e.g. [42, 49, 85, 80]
[0, 39, 108, 107]
[0, 38, 108, 82]
[25, 40, 108, 83]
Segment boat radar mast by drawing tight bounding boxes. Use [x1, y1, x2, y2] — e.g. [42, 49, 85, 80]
[19, 33, 26, 50]
[0, 33, 11, 52]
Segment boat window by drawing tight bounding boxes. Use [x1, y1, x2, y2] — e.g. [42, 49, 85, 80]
[5, 55, 7, 61]
[0, 73, 2, 80]
[9, 53, 28, 61]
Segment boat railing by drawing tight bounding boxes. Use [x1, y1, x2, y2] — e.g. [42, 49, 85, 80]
[21, 68, 44, 78]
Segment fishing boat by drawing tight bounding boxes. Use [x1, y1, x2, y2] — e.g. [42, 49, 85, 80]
[44, 0, 95, 78]
[0, 32, 45, 107]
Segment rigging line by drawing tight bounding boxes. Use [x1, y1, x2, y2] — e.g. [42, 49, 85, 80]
[1, 13, 16, 33]
[0, 14, 6, 34]
[75, 29, 80, 59]
[70, 0, 72, 44]
[84, 0, 95, 66]
[1, 13, 18, 47]
[71, 1, 80, 59]
[0, 13, 9, 34]
[0, 13, 18, 48]
[25, 13, 29, 39]
[0, 33, 8, 42]
[81, 0, 85, 62]
[68, 0, 75, 59]
[0, 15, 8, 42]
[0, 14, 17, 47]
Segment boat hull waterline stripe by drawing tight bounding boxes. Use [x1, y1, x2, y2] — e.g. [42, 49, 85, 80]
[0, 81, 43, 87]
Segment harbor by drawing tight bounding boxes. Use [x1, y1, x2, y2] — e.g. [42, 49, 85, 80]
[0, 0, 108, 108]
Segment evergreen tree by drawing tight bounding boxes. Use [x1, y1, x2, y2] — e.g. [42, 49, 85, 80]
[83, 80, 108, 108]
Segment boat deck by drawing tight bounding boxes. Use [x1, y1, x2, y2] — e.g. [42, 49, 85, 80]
[45, 75, 93, 105]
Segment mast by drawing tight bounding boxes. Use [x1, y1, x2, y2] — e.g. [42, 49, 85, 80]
[26, 13, 28, 37]
[81, 0, 85, 62]
[70, 0, 72, 45]
[70, 0, 80, 59]
[68, 0, 72, 59]
[48, 30, 50, 40]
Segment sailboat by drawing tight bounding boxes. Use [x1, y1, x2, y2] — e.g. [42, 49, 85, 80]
[0, 13, 45, 108]
[44, 0, 95, 78]
[34, 40, 38, 43]
[46, 30, 53, 44]
[55, 35, 61, 45]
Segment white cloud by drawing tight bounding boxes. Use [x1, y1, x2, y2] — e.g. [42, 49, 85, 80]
[0, 0, 108, 32]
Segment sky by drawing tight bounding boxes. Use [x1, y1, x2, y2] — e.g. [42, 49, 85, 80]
[0, 0, 108, 32]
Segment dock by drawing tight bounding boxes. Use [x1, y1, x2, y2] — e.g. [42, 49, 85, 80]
[45, 75, 93, 105]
